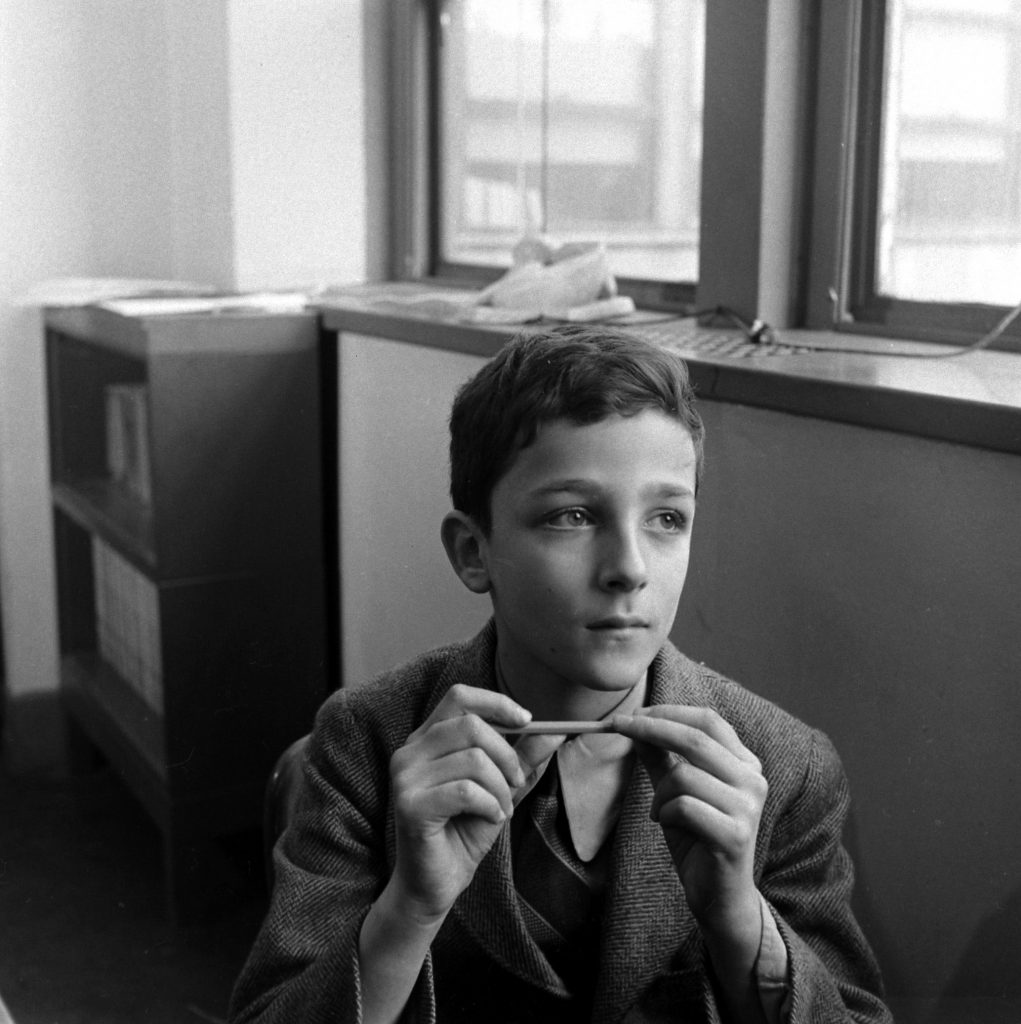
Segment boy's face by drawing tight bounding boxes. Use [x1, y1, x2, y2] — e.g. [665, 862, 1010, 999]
[479, 409, 697, 717]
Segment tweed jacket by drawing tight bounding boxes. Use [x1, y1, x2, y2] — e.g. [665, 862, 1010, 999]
[230, 622, 892, 1024]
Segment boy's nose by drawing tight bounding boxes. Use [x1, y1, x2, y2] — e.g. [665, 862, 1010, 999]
[598, 527, 649, 591]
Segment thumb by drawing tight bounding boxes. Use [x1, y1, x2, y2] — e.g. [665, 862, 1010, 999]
[632, 738, 680, 801]
[511, 733, 566, 805]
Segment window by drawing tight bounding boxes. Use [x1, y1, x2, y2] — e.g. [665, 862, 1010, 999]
[395, 0, 1020, 347]
[848, 0, 1021, 341]
[432, 0, 705, 297]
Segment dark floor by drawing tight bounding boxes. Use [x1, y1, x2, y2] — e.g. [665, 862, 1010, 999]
[0, 763, 268, 1024]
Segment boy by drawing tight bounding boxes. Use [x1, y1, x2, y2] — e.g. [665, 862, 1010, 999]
[230, 325, 891, 1024]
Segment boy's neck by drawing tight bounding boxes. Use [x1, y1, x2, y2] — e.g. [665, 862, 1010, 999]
[494, 654, 647, 721]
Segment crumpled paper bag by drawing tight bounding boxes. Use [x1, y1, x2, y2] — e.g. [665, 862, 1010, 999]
[468, 239, 631, 323]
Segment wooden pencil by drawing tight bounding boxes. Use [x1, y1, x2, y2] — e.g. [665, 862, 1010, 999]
[496, 720, 618, 735]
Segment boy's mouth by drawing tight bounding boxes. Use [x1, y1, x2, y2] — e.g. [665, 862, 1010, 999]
[587, 616, 649, 631]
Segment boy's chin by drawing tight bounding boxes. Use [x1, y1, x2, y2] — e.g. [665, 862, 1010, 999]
[575, 632, 665, 689]
[570, 661, 650, 694]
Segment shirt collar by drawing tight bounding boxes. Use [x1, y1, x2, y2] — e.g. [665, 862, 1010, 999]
[495, 664, 647, 862]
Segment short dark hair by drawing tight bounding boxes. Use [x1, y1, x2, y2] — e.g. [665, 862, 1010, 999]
[448, 323, 705, 532]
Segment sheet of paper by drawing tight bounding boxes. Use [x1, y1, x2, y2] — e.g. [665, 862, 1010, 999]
[13, 277, 216, 308]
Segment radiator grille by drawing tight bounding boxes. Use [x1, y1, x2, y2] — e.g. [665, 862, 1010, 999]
[629, 320, 799, 359]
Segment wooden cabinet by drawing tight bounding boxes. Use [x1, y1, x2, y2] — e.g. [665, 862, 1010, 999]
[45, 305, 330, 923]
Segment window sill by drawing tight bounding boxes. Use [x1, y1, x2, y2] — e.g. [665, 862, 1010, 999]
[317, 282, 1021, 457]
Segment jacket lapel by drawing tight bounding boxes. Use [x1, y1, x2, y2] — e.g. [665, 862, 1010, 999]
[453, 822, 568, 994]
[419, 623, 567, 994]
[590, 761, 700, 1024]
[591, 649, 708, 1024]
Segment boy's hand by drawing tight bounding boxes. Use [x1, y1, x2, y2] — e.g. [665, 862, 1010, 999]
[612, 706, 767, 954]
[389, 684, 558, 924]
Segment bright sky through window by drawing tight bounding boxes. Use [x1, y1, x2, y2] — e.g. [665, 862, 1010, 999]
[439, 0, 704, 283]
[877, 0, 1021, 304]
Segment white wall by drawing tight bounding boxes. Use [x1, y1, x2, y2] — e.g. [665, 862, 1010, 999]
[338, 334, 490, 686]
[227, 0, 368, 290]
[164, 0, 237, 287]
[0, 0, 377, 771]
[0, 1, 179, 771]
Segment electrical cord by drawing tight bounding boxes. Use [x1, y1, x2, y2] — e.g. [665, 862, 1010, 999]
[767, 298, 1021, 359]
[609, 301, 1021, 359]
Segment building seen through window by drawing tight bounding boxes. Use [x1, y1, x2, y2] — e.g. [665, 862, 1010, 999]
[437, 0, 704, 283]
[878, 0, 1021, 305]
[433, 0, 1021, 329]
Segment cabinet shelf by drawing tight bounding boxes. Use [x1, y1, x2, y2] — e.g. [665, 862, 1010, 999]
[46, 306, 331, 923]
[52, 478, 155, 571]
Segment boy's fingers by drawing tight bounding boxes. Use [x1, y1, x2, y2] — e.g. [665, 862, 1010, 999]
[429, 683, 533, 730]
[513, 732, 566, 773]
[639, 705, 747, 752]
[656, 796, 743, 851]
[413, 747, 517, 817]
[405, 779, 508, 827]
[630, 736, 676, 790]
[648, 761, 734, 823]
[613, 706, 760, 776]
[402, 712, 526, 789]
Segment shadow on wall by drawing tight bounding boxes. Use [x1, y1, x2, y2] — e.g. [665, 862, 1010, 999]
[846, 807, 1021, 1024]
[842, 810, 899, 994]
[927, 884, 1021, 1024]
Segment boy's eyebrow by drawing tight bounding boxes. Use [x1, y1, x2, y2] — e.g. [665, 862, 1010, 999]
[529, 479, 695, 498]
[529, 478, 597, 495]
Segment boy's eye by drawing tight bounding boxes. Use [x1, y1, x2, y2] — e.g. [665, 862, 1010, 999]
[650, 510, 688, 533]
[546, 507, 593, 529]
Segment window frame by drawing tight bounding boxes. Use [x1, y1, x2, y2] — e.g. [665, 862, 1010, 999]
[809, 0, 1021, 349]
[393, 0, 1021, 347]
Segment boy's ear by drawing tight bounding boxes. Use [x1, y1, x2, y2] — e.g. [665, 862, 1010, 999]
[440, 511, 492, 594]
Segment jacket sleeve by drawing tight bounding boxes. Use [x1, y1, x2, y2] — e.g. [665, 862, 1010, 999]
[758, 729, 893, 1024]
[227, 696, 435, 1024]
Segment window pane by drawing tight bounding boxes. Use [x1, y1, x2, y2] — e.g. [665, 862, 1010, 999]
[438, 0, 704, 282]
[877, 0, 1021, 304]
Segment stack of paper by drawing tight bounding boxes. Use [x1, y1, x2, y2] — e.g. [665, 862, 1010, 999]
[92, 537, 163, 714]
[98, 292, 311, 317]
